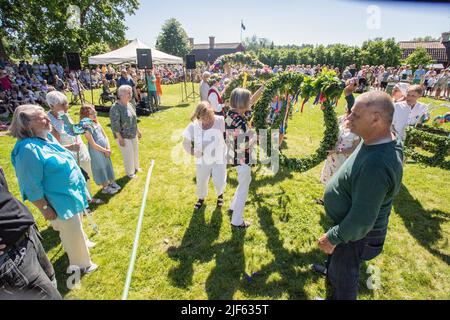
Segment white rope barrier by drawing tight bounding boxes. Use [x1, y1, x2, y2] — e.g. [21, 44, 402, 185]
[122, 159, 155, 300]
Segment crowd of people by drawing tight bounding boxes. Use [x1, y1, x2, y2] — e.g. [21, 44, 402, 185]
[0, 54, 445, 300]
[189, 66, 432, 299]
[1, 81, 143, 299]
[0, 59, 205, 122]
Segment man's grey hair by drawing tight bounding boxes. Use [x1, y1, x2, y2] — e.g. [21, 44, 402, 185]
[46, 90, 68, 108]
[9, 105, 45, 140]
[356, 91, 395, 125]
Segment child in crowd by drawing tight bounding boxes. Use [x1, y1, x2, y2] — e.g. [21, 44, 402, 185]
[80, 104, 121, 195]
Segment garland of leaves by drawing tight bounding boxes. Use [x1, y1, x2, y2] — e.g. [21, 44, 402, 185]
[222, 71, 275, 101]
[253, 71, 342, 173]
[405, 125, 450, 170]
[212, 52, 265, 70]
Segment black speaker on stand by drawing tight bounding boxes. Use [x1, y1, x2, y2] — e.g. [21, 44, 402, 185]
[136, 49, 156, 115]
[65, 52, 86, 104]
[185, 55, 199, 102]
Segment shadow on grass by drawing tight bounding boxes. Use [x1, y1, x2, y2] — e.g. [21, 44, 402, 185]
[205, 228, 246, 300]
[393, 184, 450, 265]
[39, 227, 88, 298]
[242, 204, 324, 299]
[167, 207, 222, 289]
[88, 175, 132, 211]
[175, 103, 191, 108]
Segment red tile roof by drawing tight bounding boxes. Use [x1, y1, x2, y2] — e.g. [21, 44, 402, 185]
[399, 41, 448, 63]
[398, 41, 445, 50]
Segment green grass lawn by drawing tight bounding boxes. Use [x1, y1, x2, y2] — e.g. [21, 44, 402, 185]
[0, 84, 449, 300]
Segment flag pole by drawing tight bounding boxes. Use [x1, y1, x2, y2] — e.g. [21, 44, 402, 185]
[240, 19, 243, 43]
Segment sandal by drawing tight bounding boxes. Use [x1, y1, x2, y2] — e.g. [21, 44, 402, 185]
[314, 198, 325, 206]
[231, 221, 251, 229]
[217, 195, 224, 208]
[194, 199, 205, 210]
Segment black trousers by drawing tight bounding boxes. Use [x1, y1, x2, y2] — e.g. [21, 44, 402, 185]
[326, 228, 387, 300]
[0, 226, 62, 300]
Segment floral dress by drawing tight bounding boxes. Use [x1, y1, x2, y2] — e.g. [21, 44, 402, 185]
[320, 116, 360, 185]
[224, 110, 255, 166]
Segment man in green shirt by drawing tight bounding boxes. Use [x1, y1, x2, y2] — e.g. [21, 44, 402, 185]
[317, 91, 404, 300]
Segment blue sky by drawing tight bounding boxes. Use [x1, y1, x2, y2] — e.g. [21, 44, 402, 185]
[125, 0, 450, 47]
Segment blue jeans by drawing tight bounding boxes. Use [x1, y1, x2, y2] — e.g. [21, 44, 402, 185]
[149, 91, 158, 107]
[0, 226, 62, 300]
[326, 228, 387, 300]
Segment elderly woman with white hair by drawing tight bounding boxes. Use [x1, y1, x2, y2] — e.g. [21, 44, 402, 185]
[200, 71, 211, 101]
[110, 85, 142, 179]
[10, 105, 98, 273]
[45, 91, 102, 204]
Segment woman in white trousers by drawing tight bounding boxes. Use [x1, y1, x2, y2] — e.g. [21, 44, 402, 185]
[110, 85, 142, 179]
[224, 87, 264, 229]
[183, 102, 227, 210]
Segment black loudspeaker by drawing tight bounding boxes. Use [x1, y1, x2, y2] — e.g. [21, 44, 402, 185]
[136, 49, 153, 70]
[186, 55, 196, 70]
[66, 52, 82, 71]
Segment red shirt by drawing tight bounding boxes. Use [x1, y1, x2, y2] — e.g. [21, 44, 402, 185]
[0, 76, 12, 91]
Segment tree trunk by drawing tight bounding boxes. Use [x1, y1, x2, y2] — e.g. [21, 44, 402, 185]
[0, 35, 10, 62]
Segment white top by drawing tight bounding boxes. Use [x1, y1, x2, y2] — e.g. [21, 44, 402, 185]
[392, 101, 429, 140]
[200, 81, 210, 102]
[183, 116, 227, 165]
[336, 116, 360, 151]
[208, 88, 222, 113]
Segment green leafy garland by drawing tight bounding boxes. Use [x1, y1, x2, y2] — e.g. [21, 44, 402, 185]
[405, 125, 450, 170]
[252, 71, 341, 173]
[222, 71, 275, 101]
[212, 52, 265, 70]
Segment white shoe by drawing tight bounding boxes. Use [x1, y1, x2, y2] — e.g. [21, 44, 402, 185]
[82, 263, 98, 274]
[102, 186, 118, 195]
[109, 182, 121, 190]
[128, 174, 137, 179]
[86, 240, 96, 249]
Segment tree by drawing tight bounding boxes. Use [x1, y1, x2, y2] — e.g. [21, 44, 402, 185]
[360, 38, 401, 67]
[81, 42, 110, 66]
[156, 18, 190, 58]
[404, 47, 433, 71]
[0, 0, 139, 63]
[243, 35, 273, 52]
[411, 36, 439, 42]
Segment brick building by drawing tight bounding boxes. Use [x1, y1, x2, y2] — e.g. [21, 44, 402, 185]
[190, 37, 245, 63]
[399, 32, 450, 68]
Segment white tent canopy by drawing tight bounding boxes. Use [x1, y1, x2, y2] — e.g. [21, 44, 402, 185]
[88, 39, 183, 66]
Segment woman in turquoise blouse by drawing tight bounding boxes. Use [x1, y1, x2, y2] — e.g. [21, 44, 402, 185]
[10, 105, 98, 273]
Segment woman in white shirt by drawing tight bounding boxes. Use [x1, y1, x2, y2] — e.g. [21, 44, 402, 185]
[183, 102, 227, 210]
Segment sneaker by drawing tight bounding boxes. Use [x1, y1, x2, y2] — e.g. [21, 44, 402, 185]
[82, 263, 99, 274]
[102, 186, 118, 195]
[89, 198, 105, 205]
[109, 182, 121, 190]
[86, 240, 96, 249]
